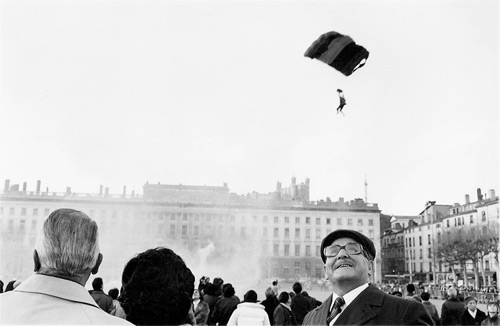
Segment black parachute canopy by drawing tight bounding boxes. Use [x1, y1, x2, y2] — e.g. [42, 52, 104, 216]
[304, 31, 369, 76]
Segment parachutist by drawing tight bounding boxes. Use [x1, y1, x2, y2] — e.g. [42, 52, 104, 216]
[336, 89, 346, 114]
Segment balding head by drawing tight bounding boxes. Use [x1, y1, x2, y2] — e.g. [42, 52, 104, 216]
[35, 209, 100, 278]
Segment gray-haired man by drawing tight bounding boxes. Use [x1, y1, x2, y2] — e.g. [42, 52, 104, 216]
[0, 208, 132, 325]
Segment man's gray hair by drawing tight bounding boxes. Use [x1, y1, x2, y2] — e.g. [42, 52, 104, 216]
[447, 287, 458, 298]
[36, 208, 100, 277]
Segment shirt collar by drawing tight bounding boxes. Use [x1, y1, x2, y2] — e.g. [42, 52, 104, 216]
[330, 283, 369, 312]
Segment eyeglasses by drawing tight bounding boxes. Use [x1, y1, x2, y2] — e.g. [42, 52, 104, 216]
[324, 243, 364, 258]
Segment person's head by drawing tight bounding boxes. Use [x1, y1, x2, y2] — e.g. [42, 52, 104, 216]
[406, 283, 415, 293]
[272, 280, 278, 286]
[447, 287, 458, 299]
[392, 291, 402, 297]
[205, 283, 219, 296]
[264, 287, 275, 299]
[222, 283, 235, 298]
[292, 282, 302, 294]
[278, 291, 290, 304]
[244, 290, 258, 303]
[487, 302, 499, 319]
[92, 277, 103, 291]
[321, 229, 376, 295]
[120, 247, 195, 326]
[289, 291, 295, 299]
[420, 292, 430, 302]
[34, 209, 102, 282]
[465, 297, 477, 311]
[193, 289, 201, 301]
[108, 288, 119, 300]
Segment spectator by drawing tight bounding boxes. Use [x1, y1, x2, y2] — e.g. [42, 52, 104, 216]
[290, 282, 314, 325]
[205, 283, 222, 325]
[212, 283, 240, 326]
[109, 288, 126, 319]
[227, 290, 270, 326]
[119, 247, 195, 325]
[0, 280, 3, 293]
[272, 280, 279, 296]
[261, 287, 279, 325]
[421, 291, 440, 325]
[461, 296, 486, 326]
[0, 208, 132, 325]
[4, 280, 16, 292]
[273, 291, 297, 326]
[193, 289, 210, 326]
[441, 287, 465, 326]
[91, 277, 114, 313]
[482, 301, 500, 326]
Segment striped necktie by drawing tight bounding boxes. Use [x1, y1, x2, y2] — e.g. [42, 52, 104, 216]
[326, 296, 345, 325]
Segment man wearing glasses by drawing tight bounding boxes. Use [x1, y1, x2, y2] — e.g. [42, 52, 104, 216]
[303, 229, 433, 325]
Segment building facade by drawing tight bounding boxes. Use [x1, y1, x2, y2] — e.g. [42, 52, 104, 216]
[0, 178, 382, 287]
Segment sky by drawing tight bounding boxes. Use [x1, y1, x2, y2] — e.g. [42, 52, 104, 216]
[1, 0, 499, 216]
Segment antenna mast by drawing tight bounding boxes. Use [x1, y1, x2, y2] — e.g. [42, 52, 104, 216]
[364, 174, 368, 203]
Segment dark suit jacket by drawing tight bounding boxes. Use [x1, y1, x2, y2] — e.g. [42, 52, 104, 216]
[303, 284, 433, 325]
[460, 308, 487, 326]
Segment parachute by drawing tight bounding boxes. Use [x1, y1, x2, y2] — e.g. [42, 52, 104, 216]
[304, 31, 369, 76]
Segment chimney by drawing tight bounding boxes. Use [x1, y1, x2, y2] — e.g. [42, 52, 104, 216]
[123, 185, 127, 197]
[4, 179, 10, 192]
[489, 189, 496, 200]
[36, 180, 41, 194]
[465, 194, 470, 204]
[477, 188, 483, 201]
[22, 182, 27, 192]
[99, 185, 103, 196]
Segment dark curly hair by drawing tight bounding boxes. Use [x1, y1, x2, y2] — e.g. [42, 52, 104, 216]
[120, 247, 195, 325]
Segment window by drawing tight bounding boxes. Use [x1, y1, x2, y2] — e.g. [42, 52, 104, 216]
[182, 225, 187, 235]
[347, 218, 352, 226]
[306, 229, 310, 239]
[20, 219, 26, 232]
[194, 226, 199, 236]
[284, 228, 289, 238]
[21, 208, 27, 215]
[295, 245, 300, 256]
[284, 216, 289, 223]
[428, 248, 431, 258]
[306, 217, 310, 224]
[284, 267, 289, 274]
[306, 245, 311, 256]
[295, 217, 300, 224]
[274, 228, 279, 238]
[284, 244, 289, 256]
[33, 208, 38, 216]
[357, 219, 363, 226]
[295, 228, 300, 238]
[470, 215, 474, 224]
[315, 228, 321, 239]
[419, 236, 422, 246]
[44, 208, 50, 215]
[368, 219, 374, 226]
[263, 216, 268, 223]
[446, 220, 450, 227]
[428, 234, 431, 244]
[337, 218, 342, 226]
[274, 216, 279, 223]
[316, 245, 320, 256]
[10, 207, 15, 215]
[31, 220, 37, 231]
[316, 218, 321, 225]
[273, 244, 279, 256]
[369, 230, 374, 239]
[326, 218, 331, 225]
[170, 225, 175, 235]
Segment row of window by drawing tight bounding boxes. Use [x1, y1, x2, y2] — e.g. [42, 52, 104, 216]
[0, 206, 375, 227]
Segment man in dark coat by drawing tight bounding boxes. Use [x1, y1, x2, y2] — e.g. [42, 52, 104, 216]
[211, 283, 240, 326]
[291, 282, 314, 325]
[441, 287, 465, 326]
[303, 229, 433, 325]
[460, 296, 486, 326]
[90, 277, 113, 313]
[261, 287, 279, 325]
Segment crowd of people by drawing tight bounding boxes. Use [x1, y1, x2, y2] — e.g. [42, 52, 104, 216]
[0, 208, 499, 326]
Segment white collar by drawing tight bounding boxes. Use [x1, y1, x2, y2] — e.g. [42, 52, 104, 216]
[468, 309, 477, 318]
[330, 283, 369, 313]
